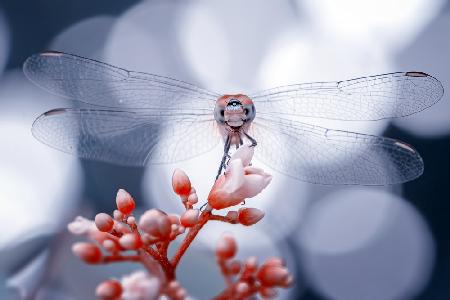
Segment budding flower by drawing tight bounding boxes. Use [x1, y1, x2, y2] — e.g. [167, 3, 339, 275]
[180, 209, 199, 227]
[168, 214, 180, 225]
[257, 264, 290, 287]
[72, 242, 102, 264]
[67, 216, 96, 235]
[114, 222, 132, 234]
[259, 287, 278, 299]
[226, 211, 238, 222]
[95, 213, 114, 232]
[187, 192, 198, 205]
[238, 208, 265, 226]
[113, 210, 124, 221]
[103, 239, 119, 253]
[172, 168, 191, 196]
[116, 189, 135, 215]
[216, 233, 237, 260]
[235, 282, 249, 295]
[119, 233, 142, 250]
[227, 260, 241, 275]
[139, 209, 171, 240]
[244, 256, 258, 273]
[96, 279, 122, 300]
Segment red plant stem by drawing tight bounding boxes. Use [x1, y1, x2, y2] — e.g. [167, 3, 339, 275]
[171, 209, 212, 267]
[213, 283, 259, 300]
[159, 240, 170, 258]
[210, 214, 238, 224]
[101, 255, 141, 263]
[218, 259, 233, 286]
[143, 245, 175, 280]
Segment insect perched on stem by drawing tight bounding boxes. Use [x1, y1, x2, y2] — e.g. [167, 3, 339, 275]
[25, 51, 444, 185]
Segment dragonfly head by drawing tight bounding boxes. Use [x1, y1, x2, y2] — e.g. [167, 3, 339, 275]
[214, 94, 256, 128]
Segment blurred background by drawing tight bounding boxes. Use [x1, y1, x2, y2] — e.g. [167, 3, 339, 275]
[0, 0, 449, 299]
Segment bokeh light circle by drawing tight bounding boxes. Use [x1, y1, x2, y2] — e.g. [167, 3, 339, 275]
[50, 15, 117, 59]
[298, 188, 434, 300]
[0, 70, 82, 248]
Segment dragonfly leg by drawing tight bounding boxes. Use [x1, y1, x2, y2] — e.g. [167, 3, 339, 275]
[216, 135, 231, 180]
[244, 132, 257, 147]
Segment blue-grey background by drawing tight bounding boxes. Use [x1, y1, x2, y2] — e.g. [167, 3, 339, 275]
[0, 0, 449, 299]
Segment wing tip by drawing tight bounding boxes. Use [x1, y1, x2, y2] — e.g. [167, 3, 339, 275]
[39, 50, 64, 57]
[405, 71, 444, 105]
[405, 71, 429, 77]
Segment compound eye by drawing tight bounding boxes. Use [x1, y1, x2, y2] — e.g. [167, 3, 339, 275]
[220, 109, 225, 117]
[244, 108, 249, 115]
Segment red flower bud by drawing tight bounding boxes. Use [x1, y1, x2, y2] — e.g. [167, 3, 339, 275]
[119, 233, 142, 250]
[259, 286, 278, 299]
[95, 213, 114, 232]
[172, 169, 191, 196]
[116, 189, 135, 215]
[95, 279, 122, 300]
[102, 240, 119, 253]
[180, 209, 199, 227]
[227, 260, 241, 275]
[72, 242, 102, 264]
[238, 208, 265, 226]
[216, 233, 237, 260]
[139, 209, 171, 240]
[236, 282, 249, 295]
[257, 265, 290, 287]
[226, 211, 238, 222]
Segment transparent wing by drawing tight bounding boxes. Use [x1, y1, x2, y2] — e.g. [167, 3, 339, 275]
[32, 108, 220, 166]
[23, 51, 219, 111]
[251, 72, 443, 121]
[250, 116, 423, 185]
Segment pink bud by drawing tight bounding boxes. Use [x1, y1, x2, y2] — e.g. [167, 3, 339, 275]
[176, 288, 187, 299]
[167, 280, 181, 292]
[141, 233, 159, 245]
[226, 211, 238, 222]
[103, 240, 119, 253]
[227, 260, 241, 275]
[216, 233, 237, 260]
[139, 209, 171, 239]
[180, 209, 200, 227]
[244, 256, 258, 273]
[95, 213, 114, 232]
[187, 192, 198, 205]
[96, 279, 122, 300]
[229, 145, 254, 167]
[127, 216, 136, 226]
[119, 233, 142, 250]
[259, 287, 278, 299]
[72, 242, 102, 264]
[235, 282, 249, 295]
[172, 169, 191, 196]
[264, 257, 285, 267]
[257, 265, 290, 287]
[113, 222, 132, 234]
[281, 275, 294, 287]
[238, 208, 265, 226]
[113, 210, 124, 221]
[168, 214, 180, 225]
[67, 216, 96, 235]
[116, 189, 135, 215]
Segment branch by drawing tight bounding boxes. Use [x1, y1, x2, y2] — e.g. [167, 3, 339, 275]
[171, 209, 212, 267]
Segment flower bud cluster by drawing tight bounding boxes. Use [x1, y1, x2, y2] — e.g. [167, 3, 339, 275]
[215, 233, 293, 299]
[67, 161, 292, 300]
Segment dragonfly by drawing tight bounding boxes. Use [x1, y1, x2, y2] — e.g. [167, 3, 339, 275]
[24, 51, 444, 185]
